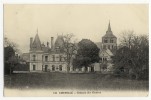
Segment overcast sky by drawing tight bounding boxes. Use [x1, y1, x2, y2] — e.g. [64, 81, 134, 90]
[4, 4, 148, 53]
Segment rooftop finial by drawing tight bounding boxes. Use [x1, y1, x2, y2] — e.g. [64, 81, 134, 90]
[37, 28, 38, 34]
[108, 20, 111, 32]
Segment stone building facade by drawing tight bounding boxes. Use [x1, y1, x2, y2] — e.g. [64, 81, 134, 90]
[100, 21, 117, 62]
[29, 31, 68, 72]
[102, 21, 117, 50]
[28, 21, 117, 73]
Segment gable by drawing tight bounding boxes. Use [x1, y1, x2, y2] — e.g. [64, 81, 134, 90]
[99, 49, 113, 57]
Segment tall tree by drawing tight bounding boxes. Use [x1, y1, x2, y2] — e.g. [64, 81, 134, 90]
[4, 36, 19, 74]
[4, 36, 20, 54]
[4, 46, 15, 61]
[73, 39, 100, 69]
[63, 33, 77, 72]
[113, 31, 149, 79]
[119, 30, 134, 49]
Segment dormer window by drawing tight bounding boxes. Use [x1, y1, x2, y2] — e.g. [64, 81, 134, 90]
[55, 47, 60, 52]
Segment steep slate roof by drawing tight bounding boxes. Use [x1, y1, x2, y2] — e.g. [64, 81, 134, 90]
[102, 21, 116, 38]
[54, 35, 64, 49]
[21, 53, 30, 62]
[42, 46, 51, 52]
[32, 33, 42, 50]
[95, 42, 102, 50]
[105, 49, 114, 56]
[99, 49, 114, 57]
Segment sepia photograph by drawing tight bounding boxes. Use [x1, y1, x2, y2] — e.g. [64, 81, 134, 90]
[3, 4, 149, 96]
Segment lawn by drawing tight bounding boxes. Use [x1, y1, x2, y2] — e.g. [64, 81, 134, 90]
[4, 72, 149, 91]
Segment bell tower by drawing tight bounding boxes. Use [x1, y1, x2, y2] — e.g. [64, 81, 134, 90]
[102, 21, 117, 50]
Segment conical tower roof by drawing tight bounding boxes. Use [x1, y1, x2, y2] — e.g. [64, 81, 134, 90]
[32, 33, 42, 50]
[103, 21, 116, 38]
[107, 21, 111, 32]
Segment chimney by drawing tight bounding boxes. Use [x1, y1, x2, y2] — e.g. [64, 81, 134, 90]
[47, 42, 49, 47]
[30, 37, 33, 49]
[51, 37, 54, 49]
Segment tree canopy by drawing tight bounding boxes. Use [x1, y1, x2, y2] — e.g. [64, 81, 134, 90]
[113, 31, 149, 79]
[62, 33, 77, 72]
[4, 36, 20, 74]
[73, 39, 100, 68]
[4, 46, 15, 62]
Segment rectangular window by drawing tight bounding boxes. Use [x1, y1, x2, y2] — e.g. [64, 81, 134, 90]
[33, 65, 36, 70]
[59, 55, 62, 61]
[112, 45, 114, 49]
[56, 47, 60, 52]
[103, 45, 106, 49]
[56, 56, 59, 61]
[45, 56, 48, 61]
[52, 65, 55, 71]
[45, 65, 48, 71]
[52, 55, 55, 61]
[59, 65, 62, 71]
[108, 45, 110, 49]
[110, 39, 113, 43]
[33, 55, 36, 61]
[42, 65, 44, 71]
[104, 39, 108, 43]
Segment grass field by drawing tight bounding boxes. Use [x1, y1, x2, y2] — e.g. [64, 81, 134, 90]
[4, 72, 149, 91]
